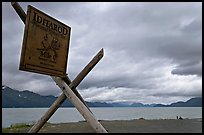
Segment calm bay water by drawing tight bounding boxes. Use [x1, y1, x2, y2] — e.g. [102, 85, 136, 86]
[2, 107, 202, 128]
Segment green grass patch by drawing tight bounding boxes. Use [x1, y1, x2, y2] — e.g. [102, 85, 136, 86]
[2, 122, 52, 133]
[10, 123, 31, 128]
[2, 123, 32, 133]
[2, 128, 10, 133]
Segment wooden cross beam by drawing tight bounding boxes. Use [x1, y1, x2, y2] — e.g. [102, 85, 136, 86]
[11, 2, 107, 133]
[52, 76, 107, 133]
[29, 49, 104, 133]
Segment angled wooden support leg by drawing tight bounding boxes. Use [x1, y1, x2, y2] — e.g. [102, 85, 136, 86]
[52, 77, 108, 133]
[62, 48, 104, 111]
[28, 49, 104, 133]
[62, 76, 91, 112]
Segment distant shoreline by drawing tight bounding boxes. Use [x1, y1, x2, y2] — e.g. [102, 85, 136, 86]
[2, 87, 202, 108]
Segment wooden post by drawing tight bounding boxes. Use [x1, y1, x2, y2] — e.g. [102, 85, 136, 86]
[62, 76, 91, 112]
[11, 2, 107, 133]
[52, 77, 108, 133]
[62, 48, 103, 110]
[29, 49, 104, 133]
[11, 2, 26, 23]
[10, 2, 103, 112]
[10, 1, 92, 111]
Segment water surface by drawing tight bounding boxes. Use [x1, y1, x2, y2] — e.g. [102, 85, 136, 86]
[2, 107, 202, 128]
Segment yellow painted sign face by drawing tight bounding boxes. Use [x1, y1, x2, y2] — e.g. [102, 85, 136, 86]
[19, 5, 71, 77]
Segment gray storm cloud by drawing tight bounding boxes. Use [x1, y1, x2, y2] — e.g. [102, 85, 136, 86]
[2, 2, 202, 104]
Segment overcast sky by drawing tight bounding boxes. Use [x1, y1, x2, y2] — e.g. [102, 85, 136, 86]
[2, 2, 202, 104]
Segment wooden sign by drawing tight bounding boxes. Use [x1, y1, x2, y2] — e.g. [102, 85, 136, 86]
[12, 2, 107, 133]
[19, 5, 71, 77]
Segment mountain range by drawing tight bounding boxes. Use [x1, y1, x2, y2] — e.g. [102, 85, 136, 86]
[2, 85, 202, 108]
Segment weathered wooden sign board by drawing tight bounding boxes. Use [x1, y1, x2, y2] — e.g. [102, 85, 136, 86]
[19, 5, 71, 77]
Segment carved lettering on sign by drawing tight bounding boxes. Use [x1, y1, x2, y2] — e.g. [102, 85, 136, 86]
[33, 12, 68, 36]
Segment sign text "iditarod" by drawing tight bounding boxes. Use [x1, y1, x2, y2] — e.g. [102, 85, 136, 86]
[33, 12, 68, 36]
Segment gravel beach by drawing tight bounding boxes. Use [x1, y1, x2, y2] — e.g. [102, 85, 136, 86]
[3, 118, 202, 133]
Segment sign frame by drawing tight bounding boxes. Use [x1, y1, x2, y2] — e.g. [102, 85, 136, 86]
[19, 5, 71, 77]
